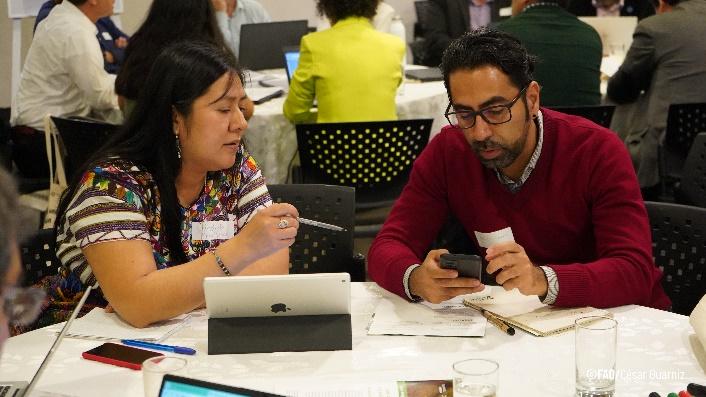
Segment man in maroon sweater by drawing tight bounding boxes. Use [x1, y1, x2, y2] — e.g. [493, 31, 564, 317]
[368, 29, 670, 310]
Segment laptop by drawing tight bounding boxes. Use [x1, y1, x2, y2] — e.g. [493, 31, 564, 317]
[239, 20, 309, 71]
[578, 16, 638, 54]
[203, 273, 350, 318]
[159, 374, 283, 397]
[405, 67, 444, 82]
[0, 285, 94, 397]
[283, 46, 300, 83]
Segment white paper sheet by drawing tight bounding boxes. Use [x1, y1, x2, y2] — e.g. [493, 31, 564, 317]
[367, 295, 486, 337]
[48, 308, 191, 342]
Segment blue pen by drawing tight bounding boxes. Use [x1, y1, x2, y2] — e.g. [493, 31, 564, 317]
[121, 339, 196, 355]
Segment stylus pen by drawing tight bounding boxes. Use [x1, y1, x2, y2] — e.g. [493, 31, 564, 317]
[298, 217, 346, 232]
[121, 339, 196, 355]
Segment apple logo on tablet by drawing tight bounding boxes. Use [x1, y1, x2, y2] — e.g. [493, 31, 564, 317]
[271, 303, 291, 313]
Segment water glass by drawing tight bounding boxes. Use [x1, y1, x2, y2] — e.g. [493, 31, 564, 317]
[452, 358, 498, 397]
[575, 316, 617, 397]
[142, 356, 188, 397]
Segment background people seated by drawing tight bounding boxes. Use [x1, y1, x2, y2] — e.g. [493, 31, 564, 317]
[496, 0, 603, 106]
[34, 0, 130, 74]
[212, 0, 271, 59]
[283, 0, 405, 123]
[607, 0, 706, 195]
[368, 29, 670, 310]
[10, 0, 120, 178]
[566, 0, 655, 19]
[421, 0, 511, 67]
[45, 41, 299, 329]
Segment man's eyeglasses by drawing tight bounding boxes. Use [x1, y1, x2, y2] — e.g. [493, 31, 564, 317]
[445, 85, 529, 129]
[2, 286, 46, 326]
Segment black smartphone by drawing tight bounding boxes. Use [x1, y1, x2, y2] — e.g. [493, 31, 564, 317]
[439, 253, 483, 280]
[82, 342, 163, 370]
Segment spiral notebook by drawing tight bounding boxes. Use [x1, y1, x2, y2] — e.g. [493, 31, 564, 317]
[463, 288, 611, 337]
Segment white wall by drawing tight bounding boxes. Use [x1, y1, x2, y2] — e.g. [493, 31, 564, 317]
[0, 0, 418, 108]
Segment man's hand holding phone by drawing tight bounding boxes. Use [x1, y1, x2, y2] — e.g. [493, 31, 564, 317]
[408, 249, 485, 304]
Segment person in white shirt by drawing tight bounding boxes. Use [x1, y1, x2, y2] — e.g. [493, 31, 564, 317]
[212, 0, 271, 58]
[10, 0, 120, 178]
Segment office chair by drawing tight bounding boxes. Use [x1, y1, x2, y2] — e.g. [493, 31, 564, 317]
[295, 119, 433, 237]
[659, 102, 706, 200]
[20, 228, 62, 287]
[549, 105, 616, 129]
[675, 132, 706, 208]
[268, 184, 365, 281]
[50, 116, 119, 178]
[411, 1, 433, 65]
[645, 201, 706, 315]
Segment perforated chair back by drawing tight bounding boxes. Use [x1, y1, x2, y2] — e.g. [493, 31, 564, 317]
[660, 102, 706, 185]
[665, 103, 706, 158]
[549, 105, 615, 128]
[50, 116, 119, 178]
[295, 119, 433, 208]
[645, 201, 706, 315]
[20, 228, 62, 287]
[677, 132, 706, 208]
[267, 184, 364, 281]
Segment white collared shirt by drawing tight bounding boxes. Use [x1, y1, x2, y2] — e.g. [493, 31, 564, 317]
[215, 0, 272, 58]
[11, 1, 118, 130]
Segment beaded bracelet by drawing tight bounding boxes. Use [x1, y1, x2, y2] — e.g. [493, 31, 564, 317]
[211, 250, 232, 276]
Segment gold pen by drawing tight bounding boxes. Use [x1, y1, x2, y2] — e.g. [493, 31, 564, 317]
[463, 299, 516, 336]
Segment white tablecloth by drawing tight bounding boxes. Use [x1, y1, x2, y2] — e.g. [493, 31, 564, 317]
[1, 283, 705, 397]
[245, 73, 448, 185]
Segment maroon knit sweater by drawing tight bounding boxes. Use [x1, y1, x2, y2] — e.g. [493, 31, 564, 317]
[368, 108, 671, 310]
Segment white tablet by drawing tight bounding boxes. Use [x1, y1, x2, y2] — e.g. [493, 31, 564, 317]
[204, 273, 351, 318]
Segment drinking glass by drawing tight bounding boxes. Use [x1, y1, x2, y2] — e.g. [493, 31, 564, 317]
[575, 316, 617, 397]
[142, 356, 188, 397]
[452, 358, 498, 397]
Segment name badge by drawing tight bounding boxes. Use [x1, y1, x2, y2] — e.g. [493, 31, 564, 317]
[474, 227, 515, 248]
[192, 221, 235, 241]
[101, 31, 113, 41]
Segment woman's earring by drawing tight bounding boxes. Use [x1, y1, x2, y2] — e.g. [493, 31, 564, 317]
[175, 133, 182, 159]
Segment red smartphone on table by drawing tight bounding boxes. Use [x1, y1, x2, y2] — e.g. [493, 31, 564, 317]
[82, 342, 163, 370]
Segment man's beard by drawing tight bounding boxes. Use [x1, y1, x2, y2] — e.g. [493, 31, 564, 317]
[470, 115, 530, 170]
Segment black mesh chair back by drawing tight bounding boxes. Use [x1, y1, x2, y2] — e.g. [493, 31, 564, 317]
[658, 103, 706, 197]
[268, 184, 364, 281]
[549, 105, 615, 129]
[414, 1, 433, 36]
[20, 228, 62, 287]
[295, 119, 433, 209]
[677, 132, 706, 208]
[50, 116, 119, 178]
[645, 201, 706, 315]
[665, 103, 706, 158]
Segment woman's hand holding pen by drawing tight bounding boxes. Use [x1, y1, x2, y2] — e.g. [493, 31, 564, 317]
[485, 242, 548, 297]
[237, 203, 300, 259]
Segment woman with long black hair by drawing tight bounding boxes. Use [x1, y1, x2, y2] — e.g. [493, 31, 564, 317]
[47, 41, 298, 328]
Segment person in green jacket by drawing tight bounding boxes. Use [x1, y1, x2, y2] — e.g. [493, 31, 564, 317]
[496, 0, 602, 106]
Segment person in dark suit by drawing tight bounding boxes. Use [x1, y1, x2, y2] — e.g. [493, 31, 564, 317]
[566, 0, 655, 19]
[607, 0, 706, 194]
[496, 0, 602, 106]
[421, 0, 511, 67]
